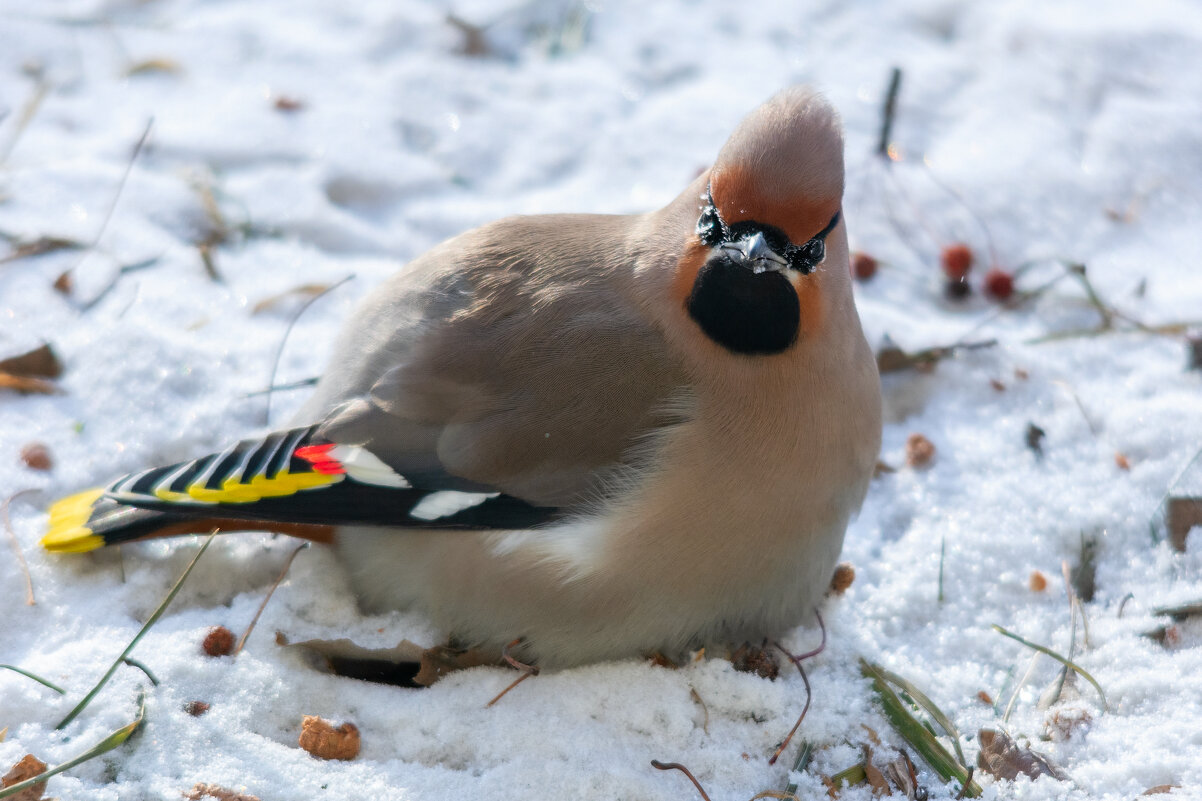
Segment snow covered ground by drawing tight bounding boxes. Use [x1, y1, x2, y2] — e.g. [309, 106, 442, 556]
[3, 0, 1202, 798]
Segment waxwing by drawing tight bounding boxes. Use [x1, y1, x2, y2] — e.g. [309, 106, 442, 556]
[43, 86, 882, 668]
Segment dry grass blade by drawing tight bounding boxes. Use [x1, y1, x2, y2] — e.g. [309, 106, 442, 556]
[781, 740, 815, 799]
[264, 274, 354, 425]
[826, 763, 867, 791]
[68, 118, 154, 309]
[0, 692, 145, 800]
[252, 284, 334, 314]
[234, 542, 308, 655]
[860, 659, 981, 797]
[0, 235, 83, 264]
[746, 792, 800, 801]
[990, 625, 1109, 711]
[2, 489, 39, 604]
[0, 664, 65, 695]
[867, 663, 967, 766]
[56, 531, 217, 729]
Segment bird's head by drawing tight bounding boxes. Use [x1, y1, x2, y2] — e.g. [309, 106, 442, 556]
[672, 87, 848, 356]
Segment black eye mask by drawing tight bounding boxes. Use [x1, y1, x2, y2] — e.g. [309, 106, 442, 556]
[696, 188, 840, 275]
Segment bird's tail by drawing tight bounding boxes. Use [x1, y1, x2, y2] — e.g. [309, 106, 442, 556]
[42, 425, 557, 554]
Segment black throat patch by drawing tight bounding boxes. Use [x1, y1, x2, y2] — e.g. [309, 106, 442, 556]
[686, 254, 800, 355]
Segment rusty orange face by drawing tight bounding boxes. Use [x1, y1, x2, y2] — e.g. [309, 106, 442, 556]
[673, 168, 842, 353]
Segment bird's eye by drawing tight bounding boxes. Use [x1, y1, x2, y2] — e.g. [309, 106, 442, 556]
[786, 238, 825, 274]
[697, 204, 724, 247]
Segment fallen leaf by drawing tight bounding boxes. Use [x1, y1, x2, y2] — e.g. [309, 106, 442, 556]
[1, 753, 48, 801]
[284, 636, 499, 687]
[1167, 497, 1202, 552]
[1025, 422, 1046, 456]
[52, 270, 73, 294]
[413, 644, 499, 686]
[730, 642, 779, 680]
[905, 433, 935, 468]
[1143, 785, 1180, 795]
[298, 716, 360, 761]
[976, 728, 1069, 782]
[184, 782, 261, 801]
[862, 746, 890, 797]
[883, 750, 922, 800]
[0, 374, 59, 395]
[184, 700, 211, 717]
[252, 283, 332, 314]
[0, 344, 63, 378]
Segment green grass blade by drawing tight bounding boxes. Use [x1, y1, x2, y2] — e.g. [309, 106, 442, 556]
[869, 664, 967, 766]
[782, 739, 815, 798]
[828, 763, 867, 789]
[0, 692, 145, 799]
[860, 659, 982, 798]
[56, 531, 216, 730]
[0, 664, 65, 694]
[991, 624, 1109, 711]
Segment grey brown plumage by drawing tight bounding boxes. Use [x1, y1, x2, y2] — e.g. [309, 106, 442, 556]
[44, 86, 881, 668]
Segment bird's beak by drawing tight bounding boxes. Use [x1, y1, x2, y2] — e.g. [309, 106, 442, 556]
[719, 232, 788, 274]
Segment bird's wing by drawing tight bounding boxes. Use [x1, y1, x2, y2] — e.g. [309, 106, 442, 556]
[304, 213, 692, 509]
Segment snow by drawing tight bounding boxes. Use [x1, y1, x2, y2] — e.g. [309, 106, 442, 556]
[2, 1, 1202, 799]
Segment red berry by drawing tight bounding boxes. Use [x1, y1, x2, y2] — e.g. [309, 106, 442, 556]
[940, 243, 973, 280]
[850, 251, 878, 281]
[984, 267, 1014, 300]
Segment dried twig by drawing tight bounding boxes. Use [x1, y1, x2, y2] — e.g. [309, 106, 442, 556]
[0, 75, 49, 166]
[234, 542, 308, 656]
[67, 118, 154, 308]
[2, 489, 38, 604]
[650, 760, 712, 801]
[877, 67, 902, 158]
[768, 644, 813, 766]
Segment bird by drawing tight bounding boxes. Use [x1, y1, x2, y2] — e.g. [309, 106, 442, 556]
[42, 86, 882, 668]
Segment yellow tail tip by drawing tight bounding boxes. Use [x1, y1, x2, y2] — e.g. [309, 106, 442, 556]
[42, 489, 106, 553]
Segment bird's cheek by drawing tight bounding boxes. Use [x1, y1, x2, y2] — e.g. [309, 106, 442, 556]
[672, 241, 710, 309]
[788, 271, 825, 339]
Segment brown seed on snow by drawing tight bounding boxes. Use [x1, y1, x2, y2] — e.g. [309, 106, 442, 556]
[829, 562, 856, 595]
[202, 626, 235, 657]
[905, 433, 936, 468]
[1029, 571, 1048, 592]
[977, 690, 994, 705]
[1115, 452, 1131, 471]
[19, 443, 52, 471]
[298, 716, 360, 761]
[184, 700, 211, 717]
